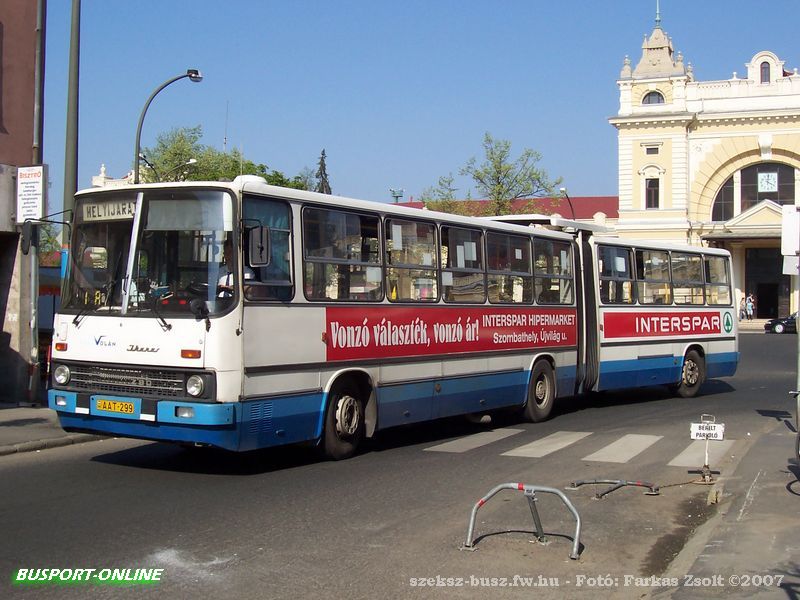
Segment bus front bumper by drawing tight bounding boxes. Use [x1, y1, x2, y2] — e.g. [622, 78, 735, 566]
[48, 389, 240, 450]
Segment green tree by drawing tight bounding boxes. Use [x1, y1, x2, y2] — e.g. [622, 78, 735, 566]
[140, 126, 309, 189]
[419, 174, 478, 216]
[460, 132, 561, 216]
[140, 126, 203, 182]
[315, 149, 332, 194]
[37, 222, 62, 258]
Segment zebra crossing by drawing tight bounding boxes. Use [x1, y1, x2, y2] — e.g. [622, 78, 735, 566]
[423, 428, 735, 468]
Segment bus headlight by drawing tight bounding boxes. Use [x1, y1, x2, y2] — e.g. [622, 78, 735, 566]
[53, 365, 71, 385]
[186, 375, 205, 397]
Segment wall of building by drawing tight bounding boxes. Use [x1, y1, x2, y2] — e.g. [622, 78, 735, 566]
[0, 1, 42, 403]
[612, 22, 800, 319]
[0, 0, 38, 167]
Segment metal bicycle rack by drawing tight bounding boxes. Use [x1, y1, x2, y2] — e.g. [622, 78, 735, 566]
[567, 478, 660, 499]
[461, 483, 582, 560]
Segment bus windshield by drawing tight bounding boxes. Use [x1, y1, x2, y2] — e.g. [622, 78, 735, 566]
[63, 189, 235, 317]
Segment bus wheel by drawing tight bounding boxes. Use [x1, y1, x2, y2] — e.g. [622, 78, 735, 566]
[674, 350, 705, 398]
[322, 381, 365, 460]
[524, 361, 555, 422]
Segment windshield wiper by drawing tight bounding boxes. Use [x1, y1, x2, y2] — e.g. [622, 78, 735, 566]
[148, 295, 172, 331]
[72, 305, 92, 326]
[189, 298, 211, 332]
[72, 279, 120, 325]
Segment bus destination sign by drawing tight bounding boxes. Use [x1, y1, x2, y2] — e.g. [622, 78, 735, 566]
[82, 200, 136, 222]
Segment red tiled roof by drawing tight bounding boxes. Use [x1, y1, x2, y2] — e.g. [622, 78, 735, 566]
[398, 196, 618, 219]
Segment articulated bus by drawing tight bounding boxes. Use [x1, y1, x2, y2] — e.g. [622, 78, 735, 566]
[48, 177, 738, 458]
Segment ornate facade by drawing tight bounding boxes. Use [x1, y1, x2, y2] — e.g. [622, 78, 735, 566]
[610, 17, 800, 318]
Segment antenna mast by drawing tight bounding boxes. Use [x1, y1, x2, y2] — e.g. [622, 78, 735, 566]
[223, 100, 229, 152]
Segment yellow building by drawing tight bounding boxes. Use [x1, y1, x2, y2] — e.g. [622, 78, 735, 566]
[610, 14, 800, 319]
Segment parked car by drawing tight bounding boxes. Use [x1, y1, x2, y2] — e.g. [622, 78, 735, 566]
[764, 312, 797, 334]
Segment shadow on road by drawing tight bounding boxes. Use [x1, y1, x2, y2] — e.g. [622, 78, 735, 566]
[87, 382, 738, 475]
[90, 442, 324, 476]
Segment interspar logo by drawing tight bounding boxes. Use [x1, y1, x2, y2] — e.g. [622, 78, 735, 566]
[604, 311, 723, 338]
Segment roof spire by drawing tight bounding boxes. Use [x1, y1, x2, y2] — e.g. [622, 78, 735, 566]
[655, 0, 662, 29]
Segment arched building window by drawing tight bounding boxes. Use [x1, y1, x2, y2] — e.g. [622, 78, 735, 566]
[712, 179, 734, 221]
[642, 91, 665, 105]
[760, 61, 770, 83]
[711, 162, 796, 221]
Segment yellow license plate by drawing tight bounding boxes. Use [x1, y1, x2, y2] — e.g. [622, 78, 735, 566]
[96, 399, 135, 414]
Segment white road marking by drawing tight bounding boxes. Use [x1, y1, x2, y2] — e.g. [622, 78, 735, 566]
[667, 440, 735, 467]
[501, 431, 592, 458]
[424, 428, 525, 453]
[581, 434, 663, 463]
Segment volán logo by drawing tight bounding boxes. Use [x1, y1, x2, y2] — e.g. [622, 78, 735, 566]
[94, 335, 116, 347]
[127, 344, 159, 353]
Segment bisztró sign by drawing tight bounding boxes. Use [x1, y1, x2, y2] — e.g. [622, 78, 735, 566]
[16, 165, 47, 223]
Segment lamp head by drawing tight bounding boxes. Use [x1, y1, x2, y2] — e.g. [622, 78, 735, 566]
[187, 69, 203, 83]
[559, 187, 567, 195]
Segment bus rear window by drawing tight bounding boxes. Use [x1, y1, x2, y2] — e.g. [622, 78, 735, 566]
[705, 255, 731, 305]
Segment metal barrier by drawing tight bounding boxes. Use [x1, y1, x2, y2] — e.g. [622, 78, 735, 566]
[462, 483, 582, 560]
[567, 479, 660, 499]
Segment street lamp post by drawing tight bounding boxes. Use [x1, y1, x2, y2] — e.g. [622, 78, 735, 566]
[162, 158, 198, 181]
[133, 69, 203, 184]
[559, 187, 576, 220]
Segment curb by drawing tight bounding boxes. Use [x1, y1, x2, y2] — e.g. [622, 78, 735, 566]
[656, 418, 783, 587]
[0, 434, 106, 457]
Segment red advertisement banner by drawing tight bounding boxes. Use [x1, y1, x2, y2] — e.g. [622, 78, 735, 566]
[325, 306, 577, 361]
[603, 311, 723, 338]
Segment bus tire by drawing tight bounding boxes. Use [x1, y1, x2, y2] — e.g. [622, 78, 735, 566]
[322, 380, 365, 460]
[674, 350, 705, 398]
[524, 361, 555, 422]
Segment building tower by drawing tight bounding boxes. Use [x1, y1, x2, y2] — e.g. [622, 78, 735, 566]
[611, 10, 800, 318]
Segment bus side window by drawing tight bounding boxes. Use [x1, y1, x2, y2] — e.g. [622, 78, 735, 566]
[597, 245, 634, 304]
[487, 232, 532, 304]
[671, 252, 704, 305]
[534, 238, 574, 304]
[302, 207, 382, 301]
[242, 196, 293, 301]
[635, 249, 671, 305]
[441, 226, 485, 303]
[385, 218, 438, 302]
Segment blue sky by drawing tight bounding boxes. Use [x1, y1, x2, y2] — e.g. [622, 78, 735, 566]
[43, 0, 800, 210]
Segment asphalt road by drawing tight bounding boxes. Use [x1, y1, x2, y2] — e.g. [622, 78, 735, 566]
[2, 332, 796, 599]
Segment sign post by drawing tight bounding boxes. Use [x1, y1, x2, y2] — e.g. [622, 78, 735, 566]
[690, 414, 725, 483]
[16, 165, 47, 405]
[781, 205, 800, 455]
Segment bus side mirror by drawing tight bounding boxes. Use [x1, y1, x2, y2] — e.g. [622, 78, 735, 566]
[21, 221, 34, 255]
[248, 226, 270, 267]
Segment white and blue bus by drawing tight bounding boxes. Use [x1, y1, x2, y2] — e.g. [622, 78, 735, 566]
[48, 177, 738, 458]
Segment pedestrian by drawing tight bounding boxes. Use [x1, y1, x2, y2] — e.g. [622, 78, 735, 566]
[739, 298, 746, 321]
[745, 294, 755, 321]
